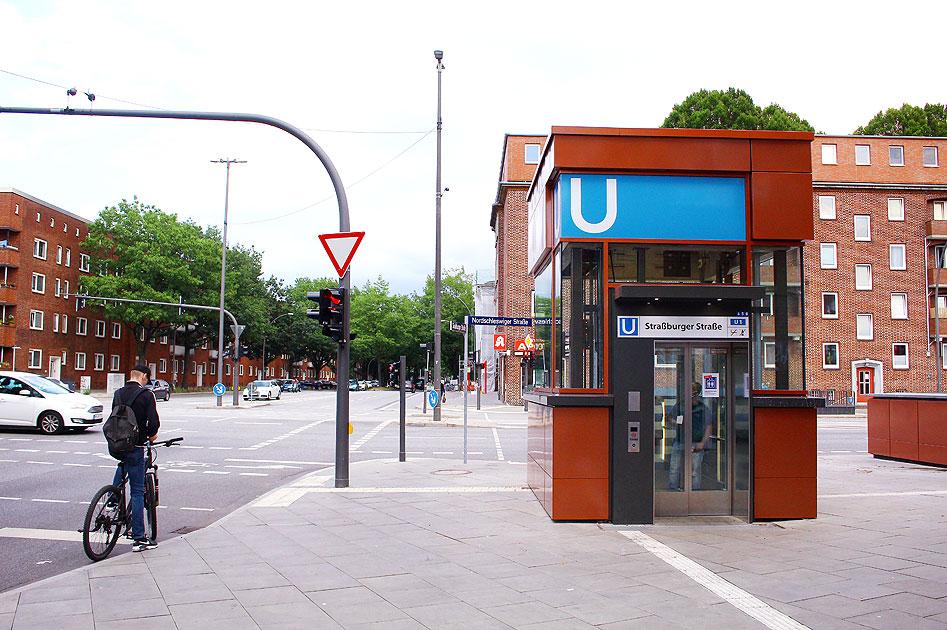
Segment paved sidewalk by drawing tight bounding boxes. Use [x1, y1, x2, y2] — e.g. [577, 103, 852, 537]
[2, 452, 946, 628]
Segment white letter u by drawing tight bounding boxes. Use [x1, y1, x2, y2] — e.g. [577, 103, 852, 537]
[571, 177, 617, 234]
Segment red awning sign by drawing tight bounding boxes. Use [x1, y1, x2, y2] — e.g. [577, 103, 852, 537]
[318, 231, 365, 277]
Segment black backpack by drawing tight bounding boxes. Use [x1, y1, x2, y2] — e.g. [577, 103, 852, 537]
[104, 387, 146, 459]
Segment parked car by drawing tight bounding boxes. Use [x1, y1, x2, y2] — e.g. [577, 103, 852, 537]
[0, 371, 105, 434]
[276, 379, 300, 392]
[242, 380, 282, 401]
[316, 379, 336, 390]
[146, 379, 171, 401]
[299, 379, 318, 390]
[348, 379, 359, 391]
[45, 377, 75, 392]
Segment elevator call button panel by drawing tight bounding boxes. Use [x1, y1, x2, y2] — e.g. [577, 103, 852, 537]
[628, 421, 640, 453]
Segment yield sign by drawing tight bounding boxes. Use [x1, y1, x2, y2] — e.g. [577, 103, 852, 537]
[318, 231, 365, 277]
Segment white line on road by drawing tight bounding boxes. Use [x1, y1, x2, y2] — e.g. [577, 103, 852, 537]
[45, 450, 68, 454]
[208, 446, 233, 450]
[8, 438, 32, 442]
[620, 531, 810, 630]
[371, 450, 391, 454]
[64, 440, 88, 444]
[0, 459, 17, 463]
[432, 451, 453, 455]
[245, 418, 329, 450]
[351, 418, 395, 450]
[211, 415, 239, 423]
[234, 422, 283, 425]
[180, 507, 214, 511]
[225, 458, 332, 466]
[31, 498, 69, 503]
[819, 490, 947, 499]
[239, 472, 269, 476]
[0, 496, 22, 500]
[0, 527, 131, 544]
[14, 449, 39, 453]
[202, 470, 229, 475]
[26, 461, 55, 465]
[166, 469, 196, 473]
[63, 463, 92, 467]
[493, 427, 504, 461]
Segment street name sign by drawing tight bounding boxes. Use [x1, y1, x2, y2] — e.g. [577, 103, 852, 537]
[318, 231, 365, 277]
[467, 316, 531, 326]
[450, 321, 467, 333]
[617, 315, 749, 339]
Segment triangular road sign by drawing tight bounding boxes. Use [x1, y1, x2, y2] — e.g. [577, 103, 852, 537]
[318, 231, 365, 277]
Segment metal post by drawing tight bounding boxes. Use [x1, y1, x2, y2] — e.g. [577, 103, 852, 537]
[232, 326, 242, 406]
[433, 49, 444, 422]
[336, 271, 351, 487]
[212, 158, 245, 407]
[422, 344, 430, 414]
[399, 354, 406, 462]
[937, 247, 943, 392]
[476, 349, 481, 411]
[463, 323, 468, 464]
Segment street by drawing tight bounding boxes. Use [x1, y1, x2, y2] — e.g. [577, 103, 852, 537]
[0, 389, 526, 592]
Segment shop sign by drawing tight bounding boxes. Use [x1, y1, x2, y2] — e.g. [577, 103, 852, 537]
[617, 315, 748, 339]
[493, 334, 507, 350]
[702, 373, 720, 398]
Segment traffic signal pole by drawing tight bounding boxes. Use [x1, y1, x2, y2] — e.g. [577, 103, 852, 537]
[399, 355, 406, 462]
[336, 271, 351, 487]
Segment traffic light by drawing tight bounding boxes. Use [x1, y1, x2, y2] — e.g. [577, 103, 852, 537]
[307, 288, 346, 343]
[389, 361, 400, 388]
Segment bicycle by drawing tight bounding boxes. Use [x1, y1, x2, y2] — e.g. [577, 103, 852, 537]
[81, 437, 183, 561]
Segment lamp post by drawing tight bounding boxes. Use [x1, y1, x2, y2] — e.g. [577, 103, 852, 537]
[262, 312, 293, 379]
[433, 49, 444, 422]
[211, 158, 246, 407]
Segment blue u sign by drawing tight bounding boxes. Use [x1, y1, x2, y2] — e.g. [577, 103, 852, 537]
[618, 316, 639, 337]
[428, 390, 439, 408]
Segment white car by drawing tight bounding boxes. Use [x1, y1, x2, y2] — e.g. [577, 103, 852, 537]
[242, 380, 281, 401]
[0, 371, 105, 434]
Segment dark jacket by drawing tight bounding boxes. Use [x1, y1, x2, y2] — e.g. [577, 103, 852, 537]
[111, 381, 160, 445]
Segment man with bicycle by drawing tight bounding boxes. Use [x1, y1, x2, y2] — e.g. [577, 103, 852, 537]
[111, 364, 160, 552]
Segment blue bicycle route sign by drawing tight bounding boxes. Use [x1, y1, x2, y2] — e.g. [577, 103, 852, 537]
[213, 383, 226, 396]
[428, 390, 439, 408]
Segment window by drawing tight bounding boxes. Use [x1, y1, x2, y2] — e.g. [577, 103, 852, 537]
[35, 212, 40, 223]
[935, 201, 947, 221]
[924, 146, 939, 167]
[139, 328, 145, 342]
[210, 362, 216, 375]
[77, 317, 88, 336]
[56, 246, 63, 265]
[820, 243, 837, 269]
[855, 264, 872, 290]
[94, 354, 105, 371]
[893, 344, 909, 369]
[53, 313, 60, 333]
[29, 310, 43, 330]
[64, 249, 71, 267]
[159, 358, 167, 373]
[854, 215, 871, 241]
[889, 244, 906, 270]
[226, 363, 231, 376]
[61, 315, 67, 334]
[887, 198, 905, 221]
[854, 144, 871, 165]
[857, 313, 874, 340]
[818, 196, 836, 220]
[75, 353, 86, 370]
[822, 293, 838, 318]
[524, 143, 541, 165]
[95, 320, 105, 337]
[110, 355, 120, 371]
[63, 280, 69, 298]
[823, 343, 840, 369]
[821, 144, 837, 165]
[79, 253, 90, 272]
[160, 336, 168, 344]
[239, 364, 244, 376]
[28, 349, 42, 369]
[31, 273, 45, 294]
[764, 342, 776, 368]
[55, 278, 61, 297]
[33, 238, 47, 260]
[891, 293, 908, 319]
[607, 244, 743, 284]
[889, 145, 904, 166]
[112, 323, 121, 339]
[173, 359, 179, 373]
[192, 361, 197, 375]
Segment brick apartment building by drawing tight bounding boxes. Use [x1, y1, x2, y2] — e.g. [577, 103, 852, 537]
[0, 189, 321, 391]
[806, 136, 947, 401]
[490, 135, 545, 404]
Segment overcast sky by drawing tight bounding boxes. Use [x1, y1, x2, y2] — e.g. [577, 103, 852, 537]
[2, 0, 945, 295]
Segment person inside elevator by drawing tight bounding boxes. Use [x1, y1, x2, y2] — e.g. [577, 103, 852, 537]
[668, 383, 713, 491]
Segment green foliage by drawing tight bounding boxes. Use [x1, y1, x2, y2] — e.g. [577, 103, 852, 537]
[854, 103, 947, 136]
[662, 88, 814, 132]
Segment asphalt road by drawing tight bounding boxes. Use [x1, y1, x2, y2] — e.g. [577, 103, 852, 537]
[0, 389, 527, 592]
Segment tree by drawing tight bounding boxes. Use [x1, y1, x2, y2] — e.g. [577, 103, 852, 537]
[854, 103, 947, 136]
[662, 88, 814, 132]
[411, 268, 475, 379]
[350, 277, 415, 381]
[269, 277, 339, 379]
[80, 198, 220, 364]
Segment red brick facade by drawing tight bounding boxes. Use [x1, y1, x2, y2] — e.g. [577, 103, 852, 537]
[0, 189, 318, 391]
[491, 136, 544, 404]
[806, 137, 947, 400]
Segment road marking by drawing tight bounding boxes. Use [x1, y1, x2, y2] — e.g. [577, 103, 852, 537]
[45, 450, 68, 454]
[0, 496, 22, 500]
[26, 461, 55, 465]
[180, 507, 214, 512]
[234, 422, 283, 426]
[64, 440, 88, 444]
[620, 531, 810, 630]
[433, 451, 453, 455]
[0, 459, 17, 463]
[211, 415, 239, 424]
[202, 470, 229, 475]
[493, 427, 504, 461]
[239, 472, 268, 476]
[166, 469, 196, 473]
[225, 458, 332, 466]
[245, 418, 330, 450]
[819, 490, 947, 499]
[63, 463, 92, 467]
[208, 446, 232, 450]
[15, 449, 39, 453]
[308, 487, 527, 494]
[8, 438, 32, 442]
[31, 498, 69, 503]
[351, 418, 395, 450]
[0, 527, 131, 544]
[73, 451, 91, 455]
[371, 450, 391, 454]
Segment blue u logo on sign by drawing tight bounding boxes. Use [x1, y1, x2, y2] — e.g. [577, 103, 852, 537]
[618, 316, 638, 337]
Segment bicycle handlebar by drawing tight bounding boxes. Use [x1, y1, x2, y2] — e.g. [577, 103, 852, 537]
[150, 437, 184, 447]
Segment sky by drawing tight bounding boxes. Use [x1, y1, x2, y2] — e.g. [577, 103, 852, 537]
[1, 0, 945, 295]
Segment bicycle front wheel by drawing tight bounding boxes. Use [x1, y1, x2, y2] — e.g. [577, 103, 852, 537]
[82, 485, 123, 562]
[145, 473, 157, 541]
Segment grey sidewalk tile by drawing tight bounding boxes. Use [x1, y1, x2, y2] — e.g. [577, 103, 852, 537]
[850, 555, 924, 571]
[0, 593, 18, 614]
[453, 585, 533, 608]
[341, 618, 426, 630]
[556, 598, 652, 626]
[94, 615, 178, 630]
[153, 574, 234, 606]
[515, 619, 598, 630]
[791, 593, 890, 618]
[233, 585, 308, 608]
[849, 608, 947, 630]
[168, 599, 257, 630]
[87, 560, 152, 578]
[861, 591, 947, 617]
[11, 596, 92, 620]
[12, 612, 94, 630]
[404, 600, 514, 630]
[17, 582, 89, 605]
[481, 600, 571, 626]
[0, 612, 11, 630]
[760, 598, 875, 630]
[880, 576, 947, 598]
[90, 573, 161, 601]
[216, 564, 292, 591]
[92, 596, 170, 622]
[372, 585, 457, 609]
[246, 600, 341, 628]
[278, 562, 360, 592]
[896, 563, 947, 582]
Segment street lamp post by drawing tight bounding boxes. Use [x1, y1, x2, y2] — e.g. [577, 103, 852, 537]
[211, 158, 246, 407]
[262, 312, 293, 379]
[433, 49, 444, 422]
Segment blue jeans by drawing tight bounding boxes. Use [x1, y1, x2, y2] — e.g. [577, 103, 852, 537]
[113, 448, 146, 540]
[667, 442, 706, 491]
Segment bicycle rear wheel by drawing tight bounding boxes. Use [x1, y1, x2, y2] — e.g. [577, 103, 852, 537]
[145, 473, 157, 541]
[82, 485, 123, 562]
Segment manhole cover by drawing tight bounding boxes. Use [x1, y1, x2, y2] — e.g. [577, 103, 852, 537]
[171, 526, 202, 534]
[431, 469, 472, 476]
